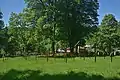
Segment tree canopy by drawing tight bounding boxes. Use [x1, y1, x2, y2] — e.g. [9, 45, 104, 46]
[87, 14, 120, 56]
[4, 0, 120, 58]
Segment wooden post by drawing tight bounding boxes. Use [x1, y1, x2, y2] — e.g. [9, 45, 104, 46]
[47, 53, 48, 62]
[95, 53, 96, 62]
[72, 52, 75, 61]
[83, 55, 85, 60]
[79, 46, 81, 58]
[58, 53, 60, 57]
[70, 52, 72, 58]
[54, 53, 56, 61]
[111, 56, 112, 62]
[64, 52, 65, 61]
[65, 53, 67, 63]
[110, 52, 113, 62]
[104, 53, 106, 59]
[35, 52, 38, 60]
[2, 53, 5, 62]
[66, 53, 67, 63]
[70, 52, 73, 59]
[83, 48, 85, 60]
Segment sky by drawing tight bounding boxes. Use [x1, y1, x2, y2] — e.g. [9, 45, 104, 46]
[0, 0, 120, 25]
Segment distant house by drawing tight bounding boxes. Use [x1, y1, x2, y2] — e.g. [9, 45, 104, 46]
[74, 40, 94, 56]
[66, 47, 70, 53]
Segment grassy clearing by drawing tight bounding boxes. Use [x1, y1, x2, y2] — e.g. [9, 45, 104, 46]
[0, 56, 120, 80]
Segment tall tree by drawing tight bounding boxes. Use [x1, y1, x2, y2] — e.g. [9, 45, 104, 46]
[0, 10, 4, 49]
[87, 14, 119, 59]
[100, 14, 118, 55]
[24, 0, 99, 55]
[57, 0, 99, 53]
[8, 12, 31, 56]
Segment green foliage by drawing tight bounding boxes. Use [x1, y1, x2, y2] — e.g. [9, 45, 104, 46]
[87, 14, 120, 55]
[2, 0, 99, 56]
[26, 0, 99, 53]
[0, 11, 8, 57]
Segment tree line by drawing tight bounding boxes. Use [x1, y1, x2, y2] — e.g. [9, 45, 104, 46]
[0, 0, 120, 58]
[86, 14, 120, 57]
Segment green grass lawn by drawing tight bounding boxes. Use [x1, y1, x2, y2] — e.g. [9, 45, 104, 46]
[0, 56, 120, 80]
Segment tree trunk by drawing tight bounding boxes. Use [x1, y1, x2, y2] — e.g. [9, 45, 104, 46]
[2, 53, 5, 62]
[110, 52, 113, 62]
[52, 22, 56, 58]
[52, 41, 55, 56]
[103, 49, 106, 59]
[35, 52, 38, 60]
[75, 46, 78, 56]
[65, 53, 67, 63]
[71, 47, 75, 60]
[6, 51, 9, 60]
[109, 43, 112, 62]
[52, 42, 56, 61]
[23, 47, 27, 60]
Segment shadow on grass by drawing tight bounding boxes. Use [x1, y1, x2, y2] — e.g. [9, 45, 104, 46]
[0, 69, 120, 80]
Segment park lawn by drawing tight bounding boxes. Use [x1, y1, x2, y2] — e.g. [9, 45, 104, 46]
[0, 56, 120, 80]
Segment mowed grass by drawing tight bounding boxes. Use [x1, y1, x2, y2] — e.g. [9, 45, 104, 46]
[0, 56, 120, 80]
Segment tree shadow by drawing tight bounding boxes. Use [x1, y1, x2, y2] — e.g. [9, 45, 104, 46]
[0, 69, 120, 80]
